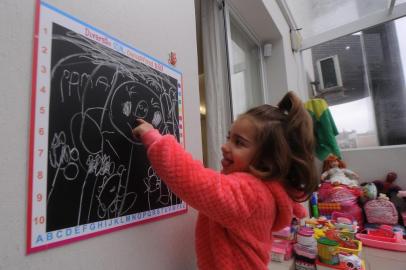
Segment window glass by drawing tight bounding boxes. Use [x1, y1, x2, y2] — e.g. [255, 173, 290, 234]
[304, 16, 406, 149]
[228, 14, 263, 119]
[397, 0, 406, 6]
[285, 0, 388, 39]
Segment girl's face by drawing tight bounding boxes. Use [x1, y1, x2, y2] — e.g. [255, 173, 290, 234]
[221, 117, 259, 174]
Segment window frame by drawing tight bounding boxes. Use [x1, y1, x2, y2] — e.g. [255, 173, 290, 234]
[300, 2, 406, 50]
[223, 1, 267, 119]
[300, 2, 406, 151]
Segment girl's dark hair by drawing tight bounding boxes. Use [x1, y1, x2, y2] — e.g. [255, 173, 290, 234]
[239, 91, 318, 202]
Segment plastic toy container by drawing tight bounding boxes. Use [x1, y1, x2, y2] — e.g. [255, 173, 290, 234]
[336, 239, 362, 256]
[317, 237, 339, 265]
[272, 226, 292, 240]
[271, 238, 293, 261]
[297, 227, 316, 247]
[331, 211, 358, 233]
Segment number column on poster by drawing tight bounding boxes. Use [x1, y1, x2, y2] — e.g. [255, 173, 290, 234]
[32, 21, 52, 244]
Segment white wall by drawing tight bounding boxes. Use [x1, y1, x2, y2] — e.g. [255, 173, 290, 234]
[0, 1, 201, 269]
[225, 0, 303, 104]
[247, 0, 310, 105]
[342, 146, 406, 187]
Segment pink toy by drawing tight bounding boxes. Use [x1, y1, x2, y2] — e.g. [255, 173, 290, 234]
[331, 212, 358, 233]
[355, 225, 406, 251]
[294, 242, 317, 259]
[355, 233, 406, 251]
[364, 193, 398, 225]
[271, 238, 293, 261]
[398, 190, 406, 198]
[272, 226, 292, 239]
[297, 227, 316, 246]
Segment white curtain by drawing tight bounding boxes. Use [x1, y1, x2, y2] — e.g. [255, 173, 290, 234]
[201, 0, 232, 170]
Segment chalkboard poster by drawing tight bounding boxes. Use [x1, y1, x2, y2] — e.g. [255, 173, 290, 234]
[27, 2, 186, 253]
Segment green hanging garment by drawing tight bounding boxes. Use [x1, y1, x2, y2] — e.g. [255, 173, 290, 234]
[305, 98, 341, 160]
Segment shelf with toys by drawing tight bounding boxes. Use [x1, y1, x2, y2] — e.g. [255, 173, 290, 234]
[295, 154, 406, 270]
[268, 154, 406, 270]
[302, 215, 364, 270]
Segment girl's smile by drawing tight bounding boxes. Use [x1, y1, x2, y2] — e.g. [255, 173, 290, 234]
[220, 117, 259, 174]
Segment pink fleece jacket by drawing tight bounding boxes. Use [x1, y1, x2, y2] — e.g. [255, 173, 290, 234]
[141, 129, 307, 270]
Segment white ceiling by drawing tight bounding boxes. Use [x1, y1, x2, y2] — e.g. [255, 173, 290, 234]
[229, 0, 281, 42]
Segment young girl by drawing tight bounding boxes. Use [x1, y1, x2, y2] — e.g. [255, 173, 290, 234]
[132, 91, 318, 270]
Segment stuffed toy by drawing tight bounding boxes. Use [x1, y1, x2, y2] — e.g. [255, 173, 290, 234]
[373, 172, 401, 198]
[321, 155, 359, 187]
[360, 182, 378, 203]
[319, 155, 363, 227]
[392, 190, 406, 226]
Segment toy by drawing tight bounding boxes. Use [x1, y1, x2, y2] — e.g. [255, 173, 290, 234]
[295, 259, 316, 270]
[364, 173, 405, 225]
[356, 224, 406, 251]
[338, 254, 362, 270]
[294, 242, 318, 259]
[297, 227, 316, 247]
[398, 190, 406, 198]
[388, 190, 406, 226]
[168, 51, 177, 66]
[272, 226, 292, 239]
[317, 202, 342, 216]
[373, 172, 401, 197]
[317, 184, 364, 227]
[364, 193, 398, 225]
[310, 192, 319, 217]
[317, 237, 340, 265]
[305, 216, 334, 230]
[315, 258, 365, 270]
[321, 155, 359, 187]
[331, 212, 358, 234]
[271, 238, 293, 261]
[360, 182, 377, 202]
[318, 183, 362, 203]
[313, 228, 326, 238]
[397, 190, 406, 225]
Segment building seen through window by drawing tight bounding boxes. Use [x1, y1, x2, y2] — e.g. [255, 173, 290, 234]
[304, 16, 406, 149]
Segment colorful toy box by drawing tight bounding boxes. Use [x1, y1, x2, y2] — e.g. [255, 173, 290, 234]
[271, 237, 293, 262]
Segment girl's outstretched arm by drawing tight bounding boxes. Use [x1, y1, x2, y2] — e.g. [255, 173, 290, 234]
[132, 120, 259, 226]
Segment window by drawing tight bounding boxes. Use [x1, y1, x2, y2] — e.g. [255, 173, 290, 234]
[304, 16, 406, 149]
[225, 8, 264, 119]
[284, 0, 390, 40]
[316, 55, 343, 89]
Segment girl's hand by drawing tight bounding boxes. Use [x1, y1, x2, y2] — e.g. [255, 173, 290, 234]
[132, 119, 154, 140]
